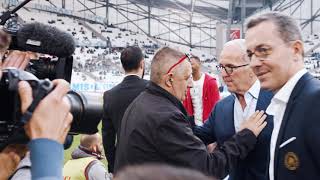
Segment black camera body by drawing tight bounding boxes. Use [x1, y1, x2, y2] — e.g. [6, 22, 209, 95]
[0, 0, 103, 150]
[0, 68, 103, 149]
[26, 56, 73, 82]
[0, 69, 48, 147]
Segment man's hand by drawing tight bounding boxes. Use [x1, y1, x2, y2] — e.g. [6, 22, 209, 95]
[0, 152, 20, 180]
[239, 111, 267, 137]
[207, 143, 217, 153]
[0, 144, 28, 180]
[18, 79, 73, 144]
[2, 50, 37, 70]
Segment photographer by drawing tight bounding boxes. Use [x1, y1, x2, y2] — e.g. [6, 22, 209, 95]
[0, 47, 73, 179]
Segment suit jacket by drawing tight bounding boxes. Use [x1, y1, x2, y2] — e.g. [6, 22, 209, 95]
[102, 75, 148, 173]
[273, 73, 320, 180]
[193, 89, 273, 180]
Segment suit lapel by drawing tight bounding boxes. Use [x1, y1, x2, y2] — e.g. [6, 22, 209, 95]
[256, 90, 274, 131]
[273, 73, 314, 178]
[256, 89, 273, 111]
[223, 96, 236, 134]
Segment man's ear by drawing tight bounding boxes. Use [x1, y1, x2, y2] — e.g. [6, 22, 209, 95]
[140, 59, 145, 69]
[292, 40, 304, 61]
[165, 73, 173, 87]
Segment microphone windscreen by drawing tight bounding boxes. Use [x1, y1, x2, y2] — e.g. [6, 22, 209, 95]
[16, 22, 75, 57]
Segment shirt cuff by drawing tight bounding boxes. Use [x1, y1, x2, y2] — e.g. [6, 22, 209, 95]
[28, 139, 63, 179]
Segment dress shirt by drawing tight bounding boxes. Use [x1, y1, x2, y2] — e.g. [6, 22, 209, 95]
[233, 80, 260, 132]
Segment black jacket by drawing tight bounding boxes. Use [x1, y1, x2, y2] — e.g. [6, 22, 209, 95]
[114, 82, 258, 179]
[102, 75, 148, 173]
[273, 73, 320, 180]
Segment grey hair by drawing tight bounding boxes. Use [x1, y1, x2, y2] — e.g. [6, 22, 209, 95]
[246, 12, 303, 43]
[224, 39, 246, 53]
[223, 39, 248, 62]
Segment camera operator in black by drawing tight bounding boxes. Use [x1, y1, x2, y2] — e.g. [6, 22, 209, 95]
[0, 29, 73, 180]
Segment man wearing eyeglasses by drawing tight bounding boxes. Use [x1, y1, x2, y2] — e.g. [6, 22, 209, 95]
[114, 47, 269, 179]
[246, 12, 320, 180]
[193, 39, 273, 180]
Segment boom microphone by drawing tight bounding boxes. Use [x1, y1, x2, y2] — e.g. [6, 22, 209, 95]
[9, 22, 75, 57]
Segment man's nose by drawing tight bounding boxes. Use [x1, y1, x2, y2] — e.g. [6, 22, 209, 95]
[220, 68, 229, 78]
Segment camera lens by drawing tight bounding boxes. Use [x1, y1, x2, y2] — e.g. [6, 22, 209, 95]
[66, 91, 103, 134]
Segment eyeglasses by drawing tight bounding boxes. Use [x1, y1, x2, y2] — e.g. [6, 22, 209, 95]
[216, 64, 249, 75]
[246, 42, 292, 61]
[246, 45, 273, 61]
[166, 53, 191, 74]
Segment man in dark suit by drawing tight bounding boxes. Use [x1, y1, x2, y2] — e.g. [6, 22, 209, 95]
[102, 46, 148, 173]
[194, 39, 273, 180]
[246, 12, 320, 180]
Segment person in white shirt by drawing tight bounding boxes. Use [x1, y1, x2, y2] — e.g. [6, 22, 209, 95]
[190, 67, 205, 125]
[193, 39, 273, 180]
[246, 12, 320, 180]
[183, 56, 220, 126]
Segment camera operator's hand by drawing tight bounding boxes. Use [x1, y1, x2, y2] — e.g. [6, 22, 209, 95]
[18, 79, 73, 144]
[207, 143, 217, 153]
[2, 50, 37, 70]
[239, 111, 267, 137]
[0, 144, 28, 180]
[0, 152, 19, 180]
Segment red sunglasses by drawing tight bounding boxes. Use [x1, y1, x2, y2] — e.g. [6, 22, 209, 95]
[166, 54, 191, 74]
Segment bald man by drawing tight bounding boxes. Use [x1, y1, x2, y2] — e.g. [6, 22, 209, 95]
[63, 133, 111, 180]
[193, 39, 273, 180]
[114, 47, 268, 179]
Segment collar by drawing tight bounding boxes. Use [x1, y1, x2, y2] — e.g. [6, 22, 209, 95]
[125, 74, 141, 78]
[146, 82, 188, 116]
[273, 68, 307, 103]
[247, 80, 260, 99]
[232, 80, 260, 100]
[78, 145, 104, 160]
[266, 69, 307, 116]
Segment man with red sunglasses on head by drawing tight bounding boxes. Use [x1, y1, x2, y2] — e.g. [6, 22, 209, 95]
[114, 47, 268, 179]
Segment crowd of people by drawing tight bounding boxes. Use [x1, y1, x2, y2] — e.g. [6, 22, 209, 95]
[0, 12, 320, 180]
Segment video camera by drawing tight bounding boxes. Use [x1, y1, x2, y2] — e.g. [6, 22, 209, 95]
[0, 1, 103, 149]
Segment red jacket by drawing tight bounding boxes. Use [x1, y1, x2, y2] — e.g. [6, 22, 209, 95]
[183, 74, 220, 122]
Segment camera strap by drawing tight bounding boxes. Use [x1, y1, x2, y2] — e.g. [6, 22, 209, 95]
[20, 79, 53, 124]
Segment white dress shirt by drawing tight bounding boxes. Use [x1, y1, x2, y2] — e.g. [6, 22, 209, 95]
[190, 73, 205, 126]
[233, 80, 260, 132]
[267, 69, 307, 180]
